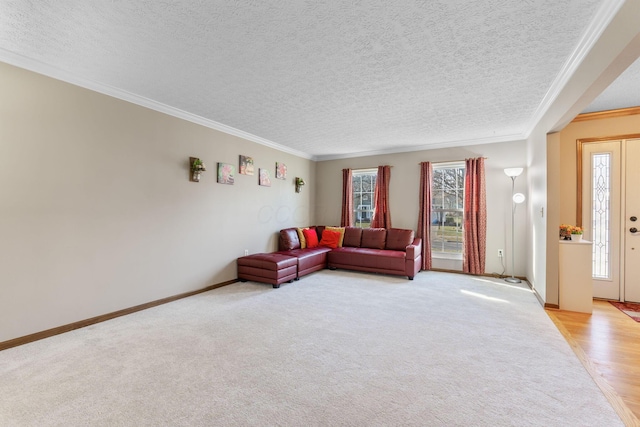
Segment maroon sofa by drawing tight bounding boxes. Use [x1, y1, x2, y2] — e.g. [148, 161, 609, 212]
[276, 226, 422, 280]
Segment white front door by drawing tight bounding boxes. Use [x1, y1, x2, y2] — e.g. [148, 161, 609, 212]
[582, 137, 640, 302]
[582, 141, 621, 300]
[624, 139, 640, 302]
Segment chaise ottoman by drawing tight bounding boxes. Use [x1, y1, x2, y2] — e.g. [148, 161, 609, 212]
[237, 253, 298, 288]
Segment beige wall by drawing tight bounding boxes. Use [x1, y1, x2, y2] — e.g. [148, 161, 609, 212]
[315, 141, 527, 275]
[0, 62, 315, 342]
[521, 126, 553, 304]
[544, 132, 561, 306]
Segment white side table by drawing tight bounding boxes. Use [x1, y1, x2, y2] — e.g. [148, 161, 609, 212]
[559, 239, 593, 314]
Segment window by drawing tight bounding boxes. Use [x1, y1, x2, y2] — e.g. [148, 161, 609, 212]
[352, 169, 377, 228]
[431, 163, 465, 255]
[591, 153, 611, 279]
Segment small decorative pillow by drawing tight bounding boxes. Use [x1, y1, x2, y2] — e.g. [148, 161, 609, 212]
[324, 226, 346, 247]
[296, 228, 307, 249]
[319, 229, 341, 249]
[303, 228, 319, 248]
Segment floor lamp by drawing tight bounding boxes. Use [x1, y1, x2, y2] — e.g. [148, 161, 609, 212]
[504, 168, 525, 283]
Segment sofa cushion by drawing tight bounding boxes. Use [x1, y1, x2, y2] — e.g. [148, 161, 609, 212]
[328, 247, 406, 271]
[385, 228, 415, 251]
[303, 228, 319, 248]
[361, 228, 387, 249]
[319, 229, 341, 248]
[343, 227, 363, 247]
[277, 247, 331, 273]
[279, 228, 301, 251]
[296, 228, 307, 249]
[325, 226, 346, 247]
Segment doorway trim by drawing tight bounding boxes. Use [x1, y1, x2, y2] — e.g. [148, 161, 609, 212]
[572, 106, 640, 123]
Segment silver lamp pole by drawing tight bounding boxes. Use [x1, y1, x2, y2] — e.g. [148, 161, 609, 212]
[504, 168, 525, 284]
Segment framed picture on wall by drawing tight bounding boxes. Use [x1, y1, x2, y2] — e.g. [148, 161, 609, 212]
[276, 162, 287, 180]
[259, 168, 271, 187]
[217, 163, 235, 185]
[239, 155, 254, 175]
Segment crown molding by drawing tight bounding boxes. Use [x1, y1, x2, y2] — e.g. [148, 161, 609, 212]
[315, 133, 527, 161]
[571, 106, 640, 122]
[0, 49, 314, 160]
[524, 0, 626, 137]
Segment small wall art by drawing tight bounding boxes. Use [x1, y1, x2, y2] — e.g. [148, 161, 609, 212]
[217, 162, 235, 185]
[259, 168, 271, 187]
[276, 162, 287, 180]
[239, 155, 254, 175]
[189, 157, 207, 182]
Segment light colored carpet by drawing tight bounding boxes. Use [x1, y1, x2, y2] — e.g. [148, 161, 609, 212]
[0, 270, 623, 426]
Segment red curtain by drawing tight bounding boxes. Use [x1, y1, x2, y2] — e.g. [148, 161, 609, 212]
[341, 169, 353, 227]
[463, 157, 487, 275]
[417, 162, 433, 270]
[371, 165, 391, 228]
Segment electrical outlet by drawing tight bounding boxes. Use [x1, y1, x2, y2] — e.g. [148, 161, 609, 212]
[498, 249, 504, 258]
[244, 249, 249, 256]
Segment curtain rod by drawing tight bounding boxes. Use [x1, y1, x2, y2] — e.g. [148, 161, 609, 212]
[351, 166, 394, 170]
[418, 157, 488, 165]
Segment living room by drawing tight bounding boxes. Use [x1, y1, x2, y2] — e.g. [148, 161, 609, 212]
[0, 60, 528, 345]
[2, 1, 640, 345]
[1, 1, 640, 424]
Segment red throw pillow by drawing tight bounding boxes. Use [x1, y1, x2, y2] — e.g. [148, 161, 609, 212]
[319, 229, 341, 249]
[303, 228, 319, 248]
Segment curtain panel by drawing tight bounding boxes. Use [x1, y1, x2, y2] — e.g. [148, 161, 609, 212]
[371, 165, 391, 228]
[417, 162, 433, 270]
[463, 157, 487, 275]
[341, 168, 354, 227]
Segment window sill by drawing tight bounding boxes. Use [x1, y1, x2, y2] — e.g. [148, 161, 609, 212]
[432, 252, 463, 261]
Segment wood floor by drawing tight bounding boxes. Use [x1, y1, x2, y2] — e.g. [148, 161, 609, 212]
[547, 300, 640, 427]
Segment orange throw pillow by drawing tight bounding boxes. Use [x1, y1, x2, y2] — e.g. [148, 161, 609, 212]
[319, 229, 341, 249]
[303, 228, 319, 248]
[325, 226, 346, 247]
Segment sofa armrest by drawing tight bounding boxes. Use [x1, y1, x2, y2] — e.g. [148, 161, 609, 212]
[406, 238, 422, 259]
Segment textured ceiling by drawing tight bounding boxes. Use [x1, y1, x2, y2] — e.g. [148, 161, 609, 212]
[583, 56, 640, 113]
[0, 1, 628, 160]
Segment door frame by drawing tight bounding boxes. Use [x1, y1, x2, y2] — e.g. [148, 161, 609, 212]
[576, 133, 640, 301]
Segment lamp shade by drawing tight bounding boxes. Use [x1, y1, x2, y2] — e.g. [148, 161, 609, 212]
[513, 193, 526, 204]
[504, 167, 524, 177]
